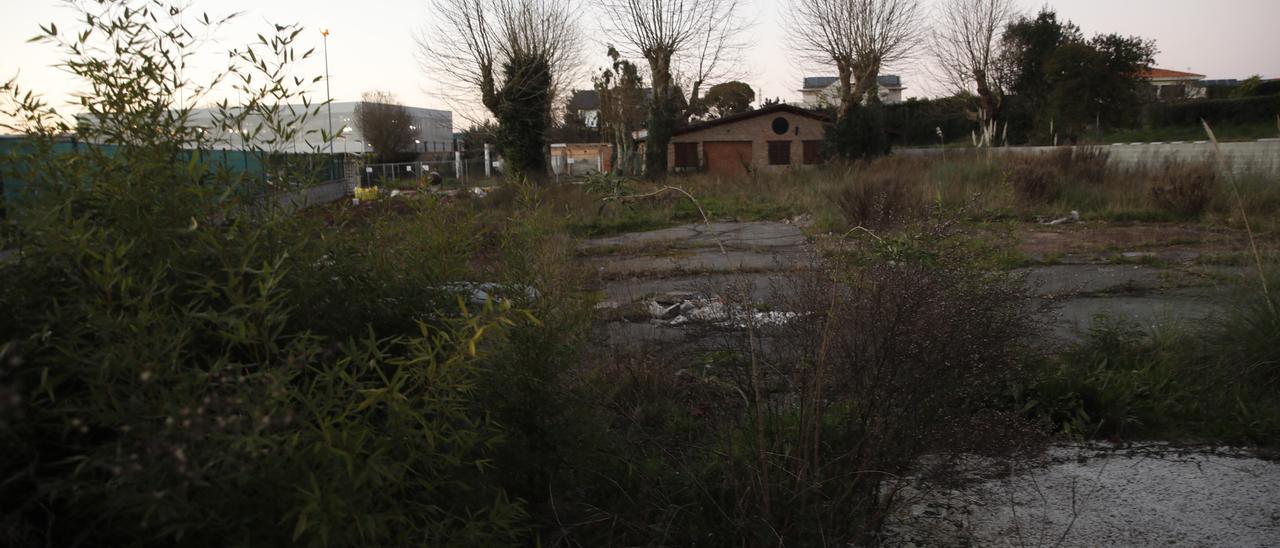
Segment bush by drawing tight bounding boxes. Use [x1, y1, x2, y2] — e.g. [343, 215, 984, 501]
[1051, 146, 1110, 185]
[1149, 160, 1217, 218]
[1144, 94, 1280, 128]
[831, 158, 929, 230]
[0, 4, 537, 545]
[552, 222, 1042, 545]
[824, 103, 891, 161]
[1007, 155, 1062, 204]
[1018, 300, 1280, 445]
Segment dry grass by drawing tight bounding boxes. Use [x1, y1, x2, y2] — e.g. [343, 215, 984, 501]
[474, 151, 1280, 241]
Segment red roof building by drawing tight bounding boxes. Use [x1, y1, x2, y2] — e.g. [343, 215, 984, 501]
[1139, 68, 1208, 101]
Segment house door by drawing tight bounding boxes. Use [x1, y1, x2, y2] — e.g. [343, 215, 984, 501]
[703, 141, 753, 177]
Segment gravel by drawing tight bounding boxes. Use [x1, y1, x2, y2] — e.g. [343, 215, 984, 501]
[883, 443, 1280, 547]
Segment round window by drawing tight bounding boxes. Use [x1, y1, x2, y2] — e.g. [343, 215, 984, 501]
[771, 117, 789, 135]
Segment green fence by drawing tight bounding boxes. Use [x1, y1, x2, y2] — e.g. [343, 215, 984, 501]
[1, 136, 348, 214]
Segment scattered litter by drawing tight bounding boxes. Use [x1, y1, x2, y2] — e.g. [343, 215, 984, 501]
[470, 187, 487, 198]
[638, 293, 801, 328]
[1044, 210, 1080, 225]
[439, 282, 538, 305]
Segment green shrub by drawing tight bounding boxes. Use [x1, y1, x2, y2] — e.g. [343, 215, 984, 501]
[1144, 93, 1280, 127]
[0, 3, 534, 545]
[824, 103, 890, 161]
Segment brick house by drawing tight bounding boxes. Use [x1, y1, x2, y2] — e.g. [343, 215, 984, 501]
[638, 104, 830, 177]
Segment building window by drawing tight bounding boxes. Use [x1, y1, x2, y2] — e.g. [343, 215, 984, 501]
[674, 142, 699, 168]
[802, 140, 823, 165]
[771, 117, 790, 135]
[767, 141, 791, 165]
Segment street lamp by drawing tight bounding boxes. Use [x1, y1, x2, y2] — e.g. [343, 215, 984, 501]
[321, 28, 334, 157]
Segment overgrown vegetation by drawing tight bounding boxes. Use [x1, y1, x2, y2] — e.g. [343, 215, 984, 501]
[553, 149, 1279, 237]
[0, 3, 585, 545]
[2, 2, 1277, 546]
[1017, 295, 1280, 445]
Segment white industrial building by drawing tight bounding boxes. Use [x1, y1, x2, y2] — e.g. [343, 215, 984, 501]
[184, 101, 453, 154]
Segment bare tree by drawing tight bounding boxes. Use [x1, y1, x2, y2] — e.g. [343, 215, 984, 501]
[599, 0, 746, 178]
[354, 91, 416, 162]
[787, 0, 924, 122]
[420, 0, 582, 178]
[931, 0, 1017, 144]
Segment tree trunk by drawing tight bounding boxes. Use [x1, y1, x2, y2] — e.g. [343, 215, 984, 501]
[644, 52, 675, 180]
[836, 64, 855, 122]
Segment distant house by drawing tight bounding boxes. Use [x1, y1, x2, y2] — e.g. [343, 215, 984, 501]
[567, 90, 603, 128]
[566, 88, 653, 128]
[637, 103, 830, 177]
[1140, 68, 1207, 101]
[799, 75, 906, 107]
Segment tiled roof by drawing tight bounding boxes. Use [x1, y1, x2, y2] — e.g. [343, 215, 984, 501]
[635, 103, 830, 141]
[567, 90, 600, 111]
[802, 76, 838, 89]
[1140, 68, 1206, 80]
[801, 75, 903, 90]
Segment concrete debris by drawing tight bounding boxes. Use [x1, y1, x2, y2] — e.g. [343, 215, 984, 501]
[470, 187, 488, 198]
[642, 294, 801, 328]
[440, 282, 538, 305]
[655, 291, 697, 306]
[647, 301, 683, 320]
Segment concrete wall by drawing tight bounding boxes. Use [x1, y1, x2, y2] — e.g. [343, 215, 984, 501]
[668, 111, 827, 173]
[897, 139, 1280, 176]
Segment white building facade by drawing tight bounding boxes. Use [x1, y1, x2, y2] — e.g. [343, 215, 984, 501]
[799, 75, 906, 108]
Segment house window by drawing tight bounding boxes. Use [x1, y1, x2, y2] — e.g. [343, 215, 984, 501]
[802, 140, 823, 165]
[674, 142, 699, 168]
[767, 141, 791, 165]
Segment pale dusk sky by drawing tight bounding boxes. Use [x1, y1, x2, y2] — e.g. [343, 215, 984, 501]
[2, 0, 1278, 129]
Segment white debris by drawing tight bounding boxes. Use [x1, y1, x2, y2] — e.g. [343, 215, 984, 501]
[647, 295, 801, 328]
[439, 282, 539, 305]
[1045, 210, 1081, 225]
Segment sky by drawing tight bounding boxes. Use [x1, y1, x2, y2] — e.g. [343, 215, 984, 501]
[3, 0, 1279, 130]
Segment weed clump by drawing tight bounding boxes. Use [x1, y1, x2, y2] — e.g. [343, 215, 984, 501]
[831, 158, 930, 230]
[1149, 160, 1218, 218]
[1007, 154, 1063, 204]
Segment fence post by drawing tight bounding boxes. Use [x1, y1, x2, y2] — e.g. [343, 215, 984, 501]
[455, 150, 463, 183]
[484, 144, 492, 178]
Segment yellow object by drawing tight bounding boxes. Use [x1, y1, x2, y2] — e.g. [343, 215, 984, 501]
[354, 186, 380, 201]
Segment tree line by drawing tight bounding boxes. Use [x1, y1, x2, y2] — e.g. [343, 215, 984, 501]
[420, 0, 1168, 180]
